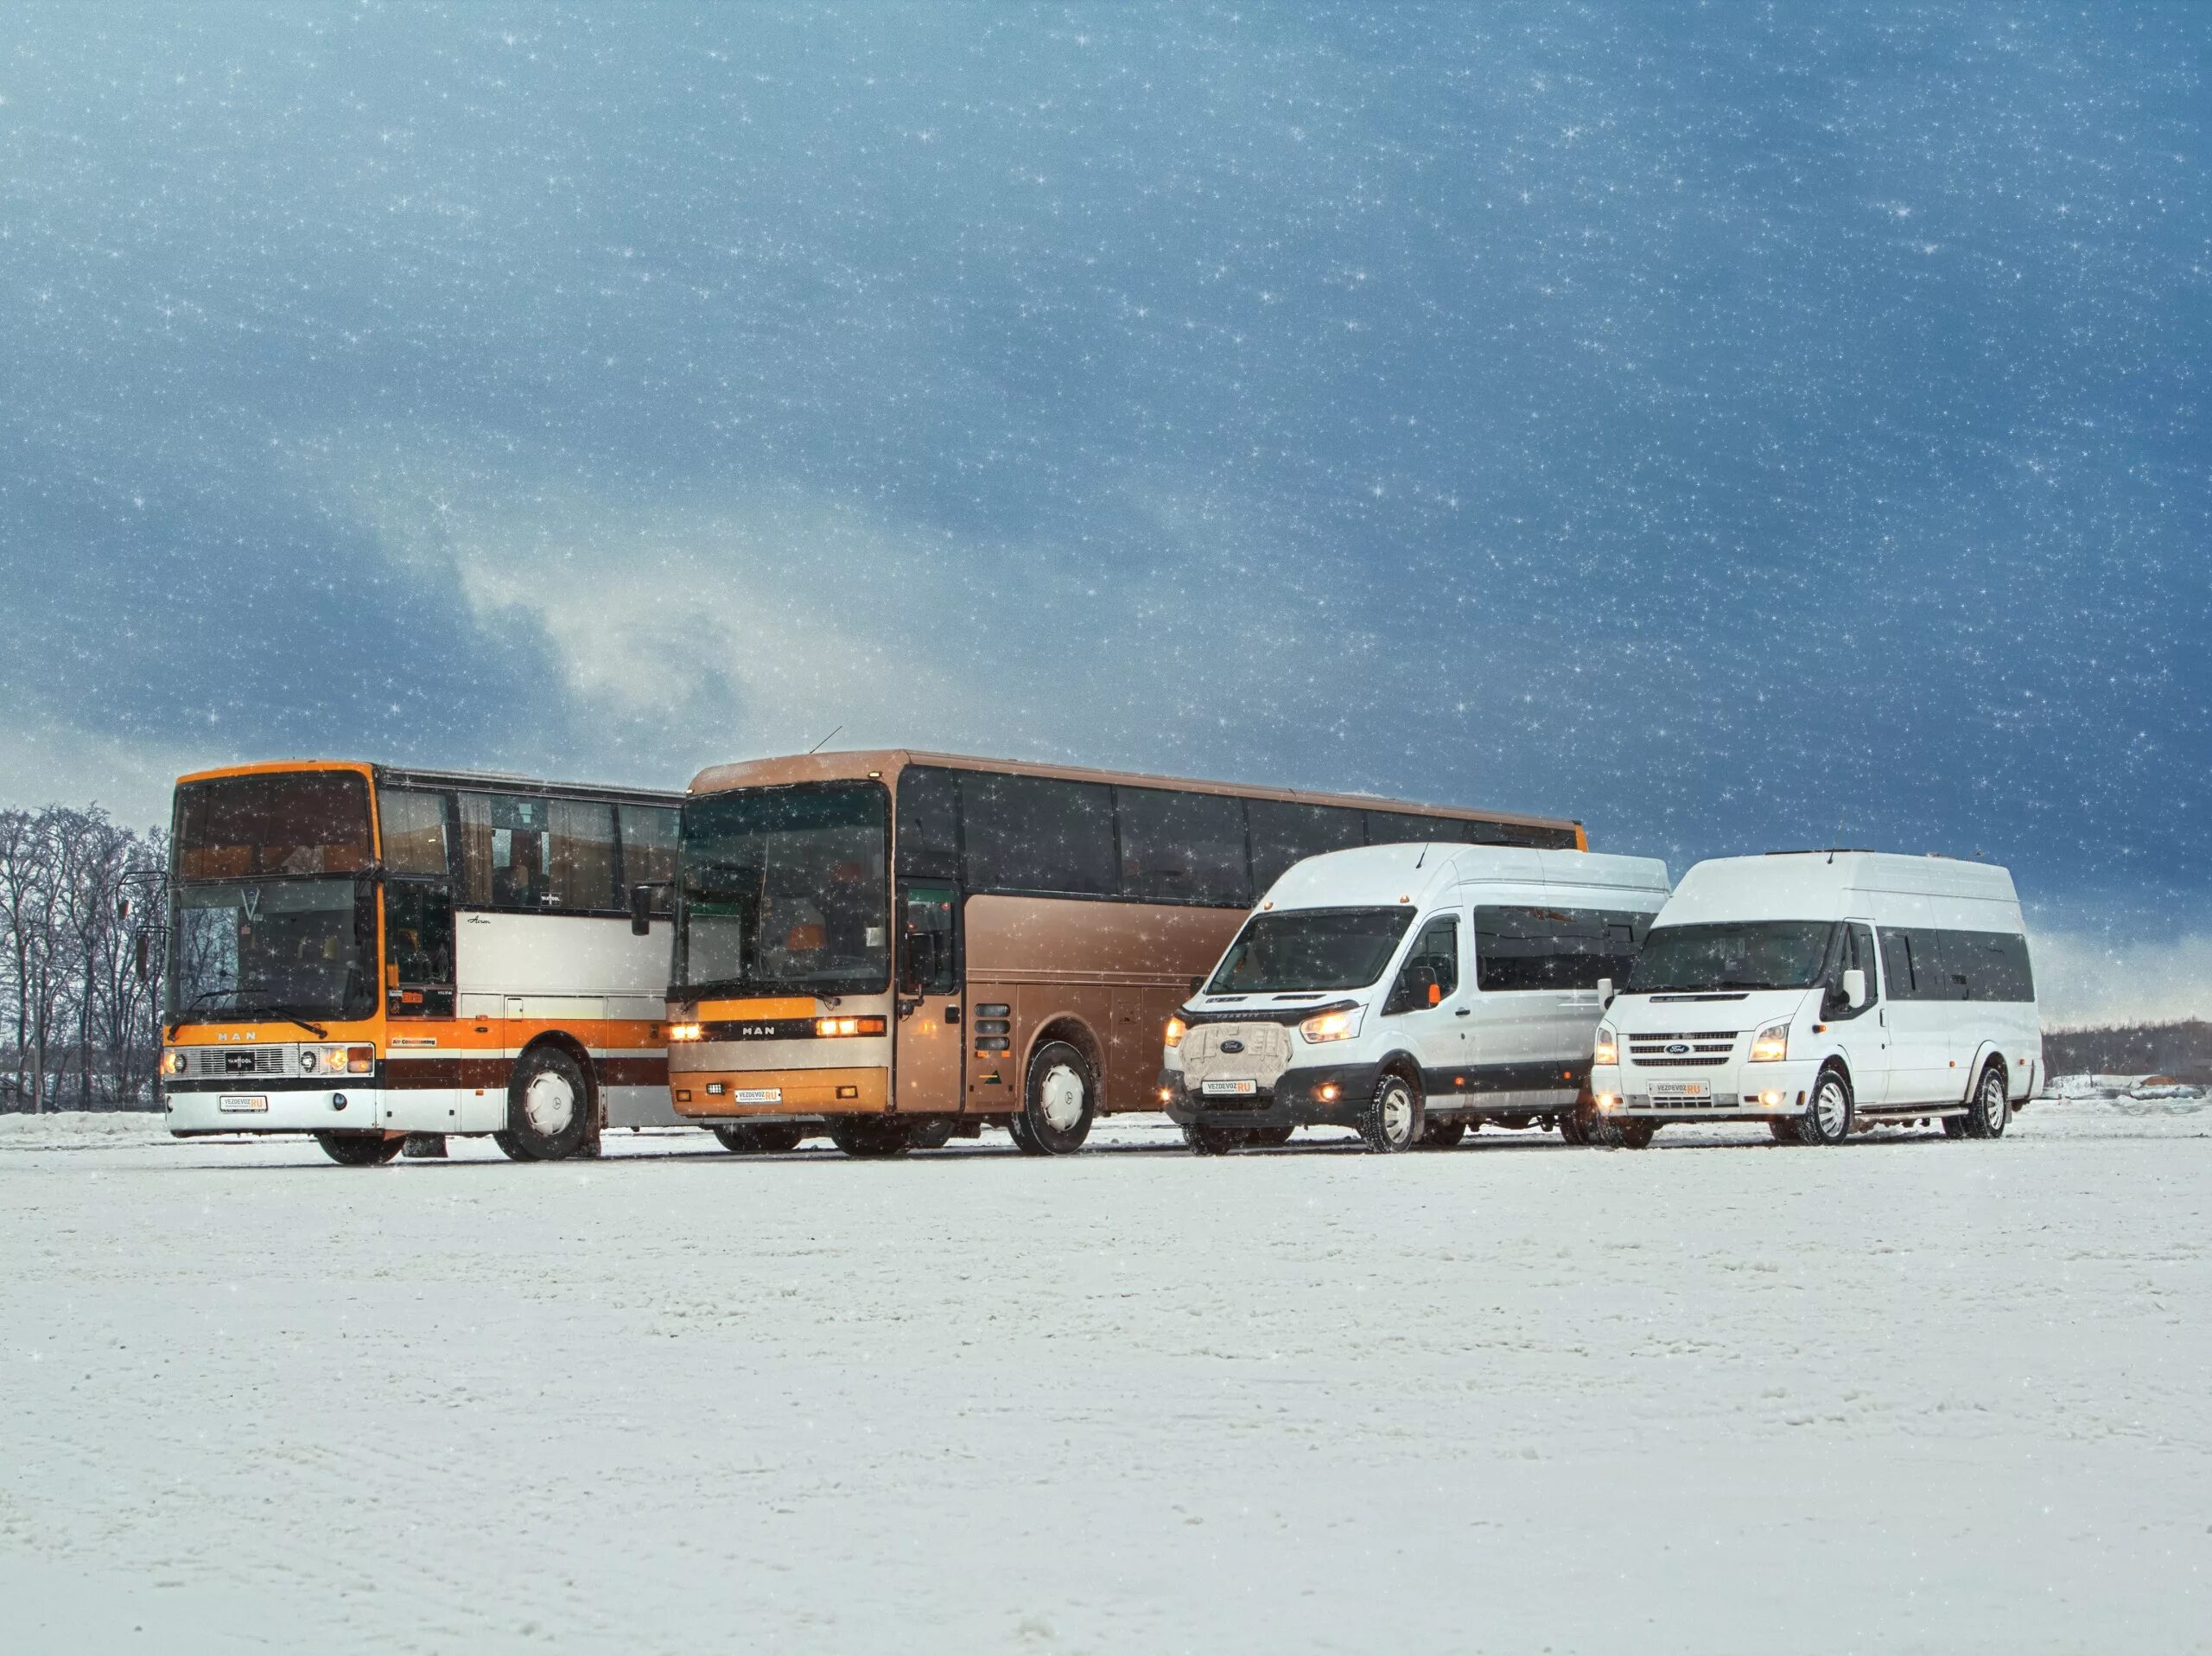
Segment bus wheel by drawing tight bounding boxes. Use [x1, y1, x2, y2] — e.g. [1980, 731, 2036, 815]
[906, 1118, 957, 1150]
[1964, 1062, 2010, 1139]
[499, 1046, 591, 1162]
[1185, 1124, 1249, 1155]
[1357, 1071, 1421, 1153]
[828, 1117, 912, 1158]
[316, 1131, 403, 1166]
[1797, 1067, 1853, 1146]
[1419, 1117, 1466, 1150]
[1016, 1041, 1096, 1155]
[714, 1123, 804, 1155]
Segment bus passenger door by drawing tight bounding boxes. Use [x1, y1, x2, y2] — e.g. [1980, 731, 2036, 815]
[894, 882, 963, 1114]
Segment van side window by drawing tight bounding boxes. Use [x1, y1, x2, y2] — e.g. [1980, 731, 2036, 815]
[1821, 923, 1879, 1018]
[1935, 930, 2036, 1003]
[1385, 916, 1459, 1012]
[1880, 930, 1917, 1000]
[1472, 905, 1650, 991]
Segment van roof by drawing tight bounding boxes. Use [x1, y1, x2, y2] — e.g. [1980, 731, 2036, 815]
[1661, 851, 2018, 927]
[1261, 843, 1671, 913]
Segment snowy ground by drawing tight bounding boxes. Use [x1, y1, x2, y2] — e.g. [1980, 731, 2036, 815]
[3, 1097, 2208, 1654]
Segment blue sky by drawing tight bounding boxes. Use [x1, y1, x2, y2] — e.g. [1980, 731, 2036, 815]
[1, 5, 2205, 1017]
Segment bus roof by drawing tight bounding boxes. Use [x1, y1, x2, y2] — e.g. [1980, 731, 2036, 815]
[686, 749, 1580, 838]
[175, 759, 682, 806]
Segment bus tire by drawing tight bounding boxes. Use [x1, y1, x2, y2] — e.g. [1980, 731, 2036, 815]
[1357, 1070, 1421, 1153]
[1419, 1117, 1467, 1149]
[906, 1118, 957, 1150]
[1185, 1124, 1249, 1155]
[1964, 1061, 2010, 1139]
[1796, 1067, 1853, 1146]
[316, 1131, 402, 1166]
[1016, 1041, 1096, 1156]
[714, 1122, 805, 1155]
[499, 1045, 591, 1162]
[828, 1116, 912, 1158]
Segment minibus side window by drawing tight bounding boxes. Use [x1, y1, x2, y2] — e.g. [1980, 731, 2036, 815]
[1880, 930, 1918, 1000]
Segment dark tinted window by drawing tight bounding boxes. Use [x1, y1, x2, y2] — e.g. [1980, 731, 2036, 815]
[1248, 799, 1366, 891]
[1880, 929, 1918, 999]
[384, 881, 454, 1019]
[175, 772, 372, 881]
[963, 773, 1117, 897]
[1926, 929, 2035, 1003]
[619, 804, 680, 916]
[1624, 920, 1829, 995]
[1207, 907, 1413, 994]
[1475, 905, 1651, 991]
[1116, 787, 1251, 907]
[1366, 810, 1509, 847]
[1385, 915, 1460, 1011]
[1501, 822, 1582, 850]
[895, 765, 963, 878]
[1819, 921, 1880, 1019]
[378, 788, 452, 877]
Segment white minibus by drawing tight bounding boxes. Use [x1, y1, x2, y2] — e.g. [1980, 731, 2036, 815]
[1588, 851, 2042, 1147]
[1160, 844, 1670, 1152]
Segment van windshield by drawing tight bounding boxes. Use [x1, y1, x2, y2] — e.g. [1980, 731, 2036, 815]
[1206, 907, 1413, 995]
[1625, 920, 1836, 995]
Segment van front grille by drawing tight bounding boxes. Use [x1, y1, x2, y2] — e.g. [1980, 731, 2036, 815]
[1625, 1032, 1738, 1069]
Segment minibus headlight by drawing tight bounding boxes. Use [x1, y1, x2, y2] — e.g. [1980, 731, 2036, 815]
[1750, 1021, 1790, 1063]
[1163, 1016, 1186, 1050]
[1300, 1008, 1360, 1044]
[1592, 1025, 1618, 1067]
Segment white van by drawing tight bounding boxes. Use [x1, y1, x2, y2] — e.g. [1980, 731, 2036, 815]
[1589, 852, 2042, 1147]
[1160, 844, 1671, 1152]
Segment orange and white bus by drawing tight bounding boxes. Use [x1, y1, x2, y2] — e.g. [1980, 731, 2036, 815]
[652, 751, 1584, 1156]
[159, 761, 687, 1164]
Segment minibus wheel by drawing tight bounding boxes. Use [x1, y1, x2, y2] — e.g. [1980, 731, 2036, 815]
[1559, 1108, 1589, 1146]
[496, 1046, 591, 1162]
[714, 1123, 805, 1155]
[1964, 1063, 2011, 1139]
[1419, 1118, 1466, 1149]
[1798, 1067, 1853, 1146]
[1357, 1072, 1421, 1153]
[1185, 1124, 1249, 1155]
[1015, 1041, 1096, 1155]
[316, 1131, 403, 1166]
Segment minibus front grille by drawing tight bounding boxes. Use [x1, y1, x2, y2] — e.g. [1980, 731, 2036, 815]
[1625, 1033, 1737, 1069]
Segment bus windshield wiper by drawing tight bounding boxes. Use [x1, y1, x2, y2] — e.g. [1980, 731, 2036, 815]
[232, 1006, 330, 1040]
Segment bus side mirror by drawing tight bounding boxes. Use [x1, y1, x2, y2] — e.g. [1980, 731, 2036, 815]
[1843, 968, 1867, 1010]
[1597, 976, 1615, 1008]
[629, 884, 654, 937]
[134, 933, 150, 984]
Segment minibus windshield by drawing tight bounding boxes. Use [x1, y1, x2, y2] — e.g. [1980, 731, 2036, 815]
[1206, 907, 1413, 994]
[1625, 920, 1836, 995]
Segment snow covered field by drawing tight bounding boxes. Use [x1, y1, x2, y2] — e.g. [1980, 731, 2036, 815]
[4, 1100, 2207, 1654]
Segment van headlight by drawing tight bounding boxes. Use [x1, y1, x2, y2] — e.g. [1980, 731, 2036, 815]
[1299, 1007, 1360, 1044]
[1592, 1025, 1618, 1067]
[1163, 1016, 1186, 1050]
[1750, 1022, 1790, 1063]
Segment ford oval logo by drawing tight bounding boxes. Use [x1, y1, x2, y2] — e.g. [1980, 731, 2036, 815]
[1665, 1042, 1690, 1055]
[1220, 1039, 1245, 1054]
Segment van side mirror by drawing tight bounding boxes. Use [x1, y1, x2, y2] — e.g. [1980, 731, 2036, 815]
[134, 933, 151, 984]
[1427, 980, 1442, 1007]
[1842, 967, 1867, 1010]
[1188, 976, 1206, 997]
[629, 883, 655, 937]
[1597, 976, 1615, 1008]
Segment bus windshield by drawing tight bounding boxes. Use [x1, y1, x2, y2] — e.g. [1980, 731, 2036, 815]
[168, 877, 377, 1023]
[1625, 920, 1837, 995]
[1206, 907, 1414, 995]
[175, 770, 372, 880]
[676, 782, 890, 997]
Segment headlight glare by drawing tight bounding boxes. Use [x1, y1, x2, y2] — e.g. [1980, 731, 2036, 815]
[1299, 1007, 1360, 1044]
[1750, 1021, 1790, 1063]
[1592, 1025, 1618, 1067]
[1163, 1016, 1186, 1050]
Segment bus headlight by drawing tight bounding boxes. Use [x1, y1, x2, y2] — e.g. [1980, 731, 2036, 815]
[159, 1050, 188, 1077]
[1593, 1025, 1618, 1067]
[667, 1022, 703, 1042]
[1164, 1016, 1186, 1050]
[815, 1016, 887, 1037]
[301, 1049, 320, 1073]
[1750, 1022, 1790, 1063]
[346, 1046, 375, 1074]
[1300, 1008, 1360, 1044]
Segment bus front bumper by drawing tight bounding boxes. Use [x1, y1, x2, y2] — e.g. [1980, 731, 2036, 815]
[1160, 1063, 1382, 1133]
[162, 1080, 389, 1136]
[669, 1066, 890, 1118]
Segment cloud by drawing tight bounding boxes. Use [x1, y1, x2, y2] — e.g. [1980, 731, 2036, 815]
[2030, 928, 2212, 1028]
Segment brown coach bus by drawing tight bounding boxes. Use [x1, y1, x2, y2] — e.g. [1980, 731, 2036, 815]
[650, 751, 1583, 1156]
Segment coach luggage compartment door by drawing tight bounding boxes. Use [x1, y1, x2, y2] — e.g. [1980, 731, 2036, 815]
[894, 882, 963, 1114]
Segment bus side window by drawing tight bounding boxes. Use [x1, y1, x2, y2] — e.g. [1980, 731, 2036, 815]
[1247, 799, 1363, 892]
[385, 881, 454, 1018]
[619, 804, 680, 915]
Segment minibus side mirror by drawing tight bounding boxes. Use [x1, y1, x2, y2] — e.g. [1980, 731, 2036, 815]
[1842, 967, 1867, 1010]
[1188, 976, 1206, 997]
[629, 883, 655, 937]
[1597, 976, 1615, 1008]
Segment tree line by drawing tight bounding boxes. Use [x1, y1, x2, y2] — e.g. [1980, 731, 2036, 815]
[0, 806, 168, 1111]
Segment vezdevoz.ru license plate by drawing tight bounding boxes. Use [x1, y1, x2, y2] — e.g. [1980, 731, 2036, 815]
[1653, 1080, 1713, 1101]
[733, 1088, 783, 1105]
[1201, 1079, 1258, 1097]
[218, 1095, 269, 1112]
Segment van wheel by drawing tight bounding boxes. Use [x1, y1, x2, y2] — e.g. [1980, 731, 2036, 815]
[1185, 1124, 1249, 1155]
[714, 1123, 805, 1155]
[1768, 1119, 1798, 1144]
[1588, 1115, 1656, 1149]
[496, 1047, 591, 1162]
[316, 1131, 402, 1166]
[828, 1117, 913, 1158]
[1559, 1107, 1590, 1146]
[1940, 1112, 1968, 1139]
[1796, 1067, 1853, 1145]
[1965, 1063, 2010, 1139]
[1419, 1118, 1467, 1149]
[1015, 1041, 1096, 1156]
[1357, 1072, 1421, 1153]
